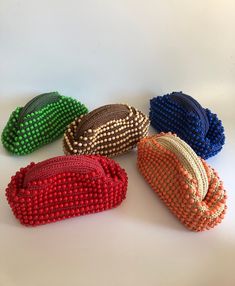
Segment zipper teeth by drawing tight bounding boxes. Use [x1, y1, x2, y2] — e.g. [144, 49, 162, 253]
[75, 104, 130, 139]
[152, 134, 209, 200]
[23, 156, 105, 187]
[18, 92, 60, 123]
[169, 93, 209, 134]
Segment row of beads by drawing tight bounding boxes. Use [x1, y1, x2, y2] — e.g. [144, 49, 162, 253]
[6, 155, 128, 226]
[64, 105, 149, 157]
[137, 134, 227, 231]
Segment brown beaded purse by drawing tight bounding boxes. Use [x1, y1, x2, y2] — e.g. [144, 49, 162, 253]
[63, 104, 149, 157]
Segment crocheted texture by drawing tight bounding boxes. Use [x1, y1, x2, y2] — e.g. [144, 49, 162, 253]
[137, 133, 227, 231]
[1, 92, 88, 155]
[6, 155, 128, 226]
[149, 91, 225, 159]
[63, 104, 149, 157]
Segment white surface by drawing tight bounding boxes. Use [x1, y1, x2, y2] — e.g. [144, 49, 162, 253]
[0, 1, 235, 286]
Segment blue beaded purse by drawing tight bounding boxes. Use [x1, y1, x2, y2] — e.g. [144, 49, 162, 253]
[149, 92, 225, 159]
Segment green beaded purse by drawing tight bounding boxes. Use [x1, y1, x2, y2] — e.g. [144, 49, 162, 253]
[1, 92, 88, 155]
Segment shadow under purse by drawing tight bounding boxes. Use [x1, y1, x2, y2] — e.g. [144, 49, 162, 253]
[1, 92, 88, 155]
[150, 91, 225, 159]
[6, 155, 128, 226]
[63, 104, 149, 157]
[137, 132, 227, 231]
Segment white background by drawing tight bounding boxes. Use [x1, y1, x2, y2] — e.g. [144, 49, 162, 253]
[1, 1, 235, 285]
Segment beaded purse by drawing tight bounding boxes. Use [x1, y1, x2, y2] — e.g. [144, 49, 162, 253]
[1, 92, 88, 155]
[137, 133, 227, 231]
[149, 91, 225, 159]
[6, 155, 128, 226]
[63, 104, 149, 157]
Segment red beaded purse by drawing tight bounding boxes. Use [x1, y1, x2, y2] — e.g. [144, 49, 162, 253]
[6, 155, 128, 226]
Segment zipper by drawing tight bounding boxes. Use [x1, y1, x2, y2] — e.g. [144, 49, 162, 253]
[18, 92, 61, 124]
[23, 155, 105, 187]
[75, 104, 130, 140]
[169, 92, 209, 135]
[151, 134, 208, 200]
